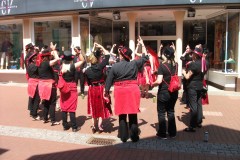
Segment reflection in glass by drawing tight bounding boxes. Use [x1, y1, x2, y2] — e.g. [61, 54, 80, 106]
[34, 20, 71, 51]
[0, 24, 23, 69]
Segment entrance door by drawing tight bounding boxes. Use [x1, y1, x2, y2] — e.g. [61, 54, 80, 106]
[143, 40, 158, 53]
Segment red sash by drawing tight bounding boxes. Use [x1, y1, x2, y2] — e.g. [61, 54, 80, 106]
[38, 79, 55, 100]
[114, 80, 140, 115]
[28, 78, 39, 98]
[60, 82, 78, 112]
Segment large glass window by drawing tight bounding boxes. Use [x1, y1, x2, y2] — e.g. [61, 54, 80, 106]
[227, 12, 239, 73]
[183, 20, 206, 50]
[80, 16, 113, 54]
[140, 21, 176, 36]
[207, 14, 227, 70]
[34, 20, 71, 51]
[0, 23, 23, 69]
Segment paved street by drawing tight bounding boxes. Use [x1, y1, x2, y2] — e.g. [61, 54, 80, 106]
[0, 82, 240, 160]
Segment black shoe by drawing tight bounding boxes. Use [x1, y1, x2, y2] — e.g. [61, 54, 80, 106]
[130, 124, 139, 142]
[63, 126, 70, 131]
[156, 133, 167, 140]
[91, 126, 97, 134]
[51, 121, 60, 126]
[197, 124, 202, 128]
[43, 119, 49, 123]
[119, 120, 128, 142]
[184, 127, 196, 132]
[72, 127, 80, 132]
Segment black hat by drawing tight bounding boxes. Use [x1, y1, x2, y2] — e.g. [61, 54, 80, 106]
[25, 43, 34, 51]
[163, 47, 174, 59]
[119, 47, 132, 60]
[62, 51, 74, 61]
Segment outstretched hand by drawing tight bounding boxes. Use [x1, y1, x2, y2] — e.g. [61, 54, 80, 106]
[50, 42, 57, 51]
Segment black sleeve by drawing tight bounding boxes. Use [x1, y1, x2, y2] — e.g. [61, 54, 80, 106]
[135, 54, 149, 69]
[188, 62, 198, 74]
[98, 55, 110, 69]
[157, 63, 164, 75]
[105, 65, 114, 92]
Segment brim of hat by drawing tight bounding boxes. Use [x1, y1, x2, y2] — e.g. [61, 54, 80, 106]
[119, 50, 131, 60]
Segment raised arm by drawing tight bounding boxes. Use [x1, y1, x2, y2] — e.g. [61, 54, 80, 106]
[110, 44, 117, 57]
[49, 42, 60, 66]
[170, 42, 178, 63]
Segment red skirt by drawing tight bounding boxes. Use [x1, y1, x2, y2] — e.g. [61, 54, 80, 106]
[28, 78, 39, 98]
[38, 79, 55, 100]
[87, 85, 111, 119]
[60, 82, 78, 112]
[114, 80, 140, 115]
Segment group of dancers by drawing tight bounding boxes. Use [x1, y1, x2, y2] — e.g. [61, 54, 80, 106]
[25, 35, 208, 142]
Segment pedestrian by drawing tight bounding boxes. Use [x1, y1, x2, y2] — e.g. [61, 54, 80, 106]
[37, 42, 61, 126]
[152, 45, 179, 139]
[85, 43, 111, 133]
[180, 44, 193, 104]
[73, 46, 86, 98]
[27, 51, 40, 120]
[25, 43, 36, 112]
[182, 44, 208, 132]
[58, 50, 85, 132]
[105, 39, 149, 142]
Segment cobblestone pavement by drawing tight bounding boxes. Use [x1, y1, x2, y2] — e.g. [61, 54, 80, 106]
[1, 125, 240, 157]
[0, 82, 240, 160]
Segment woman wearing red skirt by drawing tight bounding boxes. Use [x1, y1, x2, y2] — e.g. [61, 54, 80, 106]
[105, 38, 149, 142]
[58, 51, 85, 132]
[37, 43, 60, 126]
[85, 43, 111, 133]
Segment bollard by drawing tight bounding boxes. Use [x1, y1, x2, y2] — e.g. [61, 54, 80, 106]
[204, 131, 209, 142]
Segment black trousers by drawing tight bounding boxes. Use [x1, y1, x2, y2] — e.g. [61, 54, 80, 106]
[43, 88, 57, 122]
[187, 88, 203, 128]
[30, 86, 40, 117]
[76, 71, 85, 94]
[119, 114, 138, 129]
[62, 111, 77, 129]
[157, 90, 178, 137]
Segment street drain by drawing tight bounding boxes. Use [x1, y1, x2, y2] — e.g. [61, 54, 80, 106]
[86, 137, 116, 145]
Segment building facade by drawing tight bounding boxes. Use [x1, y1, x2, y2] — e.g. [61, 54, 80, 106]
[0, 0, 239, 91]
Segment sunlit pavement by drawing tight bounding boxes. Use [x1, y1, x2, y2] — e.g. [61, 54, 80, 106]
[0, 82, 240, 160]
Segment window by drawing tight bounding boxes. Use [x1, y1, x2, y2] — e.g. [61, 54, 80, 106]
[0, 23, 23, 69]
[34, 20, 71, 51]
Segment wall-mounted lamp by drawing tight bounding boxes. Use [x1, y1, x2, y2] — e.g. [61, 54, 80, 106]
[187, 8, 196, 17]
[113, 11, 121, 20]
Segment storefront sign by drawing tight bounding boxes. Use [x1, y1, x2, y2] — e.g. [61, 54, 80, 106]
[0, 0, 239, 16]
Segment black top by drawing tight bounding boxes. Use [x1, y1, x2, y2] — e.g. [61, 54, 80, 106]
[62, 64, 76, 82]
[105, 54, 149, 92]
[187, 60, 204, 90]
[38, 61, 55, 80]
[157, 62, 177, 91]
[85, 55, 110, 84]
[27, 63, 39, 78]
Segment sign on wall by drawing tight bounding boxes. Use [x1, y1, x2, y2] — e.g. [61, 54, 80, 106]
[0, 0, 239, 16]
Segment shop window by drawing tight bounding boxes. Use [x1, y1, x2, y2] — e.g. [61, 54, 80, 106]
[0, 24, 23, 69]
[140, 21, 176, 36]
[183, 20, 206, 51]
[227, 12, 239, 73]
[206, 12, 239, 72]
[34, 20, 71, 52]
[80, 16, 113, 54]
